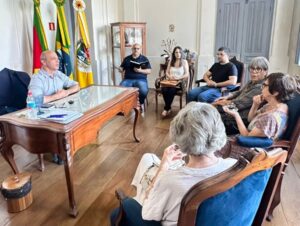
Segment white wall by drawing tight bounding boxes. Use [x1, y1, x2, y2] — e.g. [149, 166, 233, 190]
[268, 0, 294, 73]
[0, 0, 32, 73]
[0, 0, 57, 75]
[1, 0, 299, 84]
[287, 0, 300, 75]
[87, 0, 123, 85]
[122, 0, 217, 88]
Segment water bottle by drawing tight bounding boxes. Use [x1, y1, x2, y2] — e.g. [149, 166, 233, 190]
[26, 90, 37, 119]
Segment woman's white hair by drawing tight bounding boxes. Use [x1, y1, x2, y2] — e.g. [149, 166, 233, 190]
[170, 102, 227, 156]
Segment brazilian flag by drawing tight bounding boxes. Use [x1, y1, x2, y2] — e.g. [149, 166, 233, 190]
[54, 0, 73, 79]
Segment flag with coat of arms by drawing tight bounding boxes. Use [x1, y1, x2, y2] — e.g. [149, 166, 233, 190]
[73, 0, 94, 88]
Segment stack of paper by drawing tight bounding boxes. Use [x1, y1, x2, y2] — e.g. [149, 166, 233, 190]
[38, 109, 83, 124]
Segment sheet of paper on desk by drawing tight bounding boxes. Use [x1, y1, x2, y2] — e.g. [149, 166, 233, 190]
[38, 109, 83, 124]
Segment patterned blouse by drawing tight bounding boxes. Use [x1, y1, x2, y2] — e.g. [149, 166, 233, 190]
[247, 104, 288, 140]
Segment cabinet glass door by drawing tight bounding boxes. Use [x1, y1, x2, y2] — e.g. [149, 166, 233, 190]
[112, 26, 122, 85]
[124, 27, 143, 54]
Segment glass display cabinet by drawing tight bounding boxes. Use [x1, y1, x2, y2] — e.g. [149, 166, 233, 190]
[111, 22, 147, 85]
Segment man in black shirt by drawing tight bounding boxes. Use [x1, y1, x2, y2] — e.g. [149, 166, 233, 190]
[119, 43, 151, 108]
[187, 47, 237, 103]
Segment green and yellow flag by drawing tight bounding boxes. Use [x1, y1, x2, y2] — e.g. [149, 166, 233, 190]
[54, 0, 73, 79]
[73, 0, 94, 88]
[33, 0, 48, 73]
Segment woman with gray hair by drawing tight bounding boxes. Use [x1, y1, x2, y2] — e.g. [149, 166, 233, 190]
[110, 102, 236, 226]
[213, 56, 269, 135]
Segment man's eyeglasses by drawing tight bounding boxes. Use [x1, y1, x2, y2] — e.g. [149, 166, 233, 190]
[133, 48, 140, 50]
[249, 67, 263, 72]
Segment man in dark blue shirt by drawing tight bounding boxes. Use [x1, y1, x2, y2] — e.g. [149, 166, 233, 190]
[187, 47, 237, 103]
[119, 43, 151, 108]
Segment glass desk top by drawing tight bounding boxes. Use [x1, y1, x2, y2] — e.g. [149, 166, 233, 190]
[14, 86, 129, 120]
[52, 86, 126, 113]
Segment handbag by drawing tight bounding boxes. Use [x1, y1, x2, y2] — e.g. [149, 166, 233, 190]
[160, 80, 180, 88]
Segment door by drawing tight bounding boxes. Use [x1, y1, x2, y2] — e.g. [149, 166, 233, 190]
[216, 0, 274, 82]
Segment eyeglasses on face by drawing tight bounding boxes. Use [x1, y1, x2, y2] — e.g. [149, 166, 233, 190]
[133, 47, 140, 50]
[249, 67, 263, 72]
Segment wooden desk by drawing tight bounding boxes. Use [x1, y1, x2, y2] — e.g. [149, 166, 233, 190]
[0, 85, 139, 217]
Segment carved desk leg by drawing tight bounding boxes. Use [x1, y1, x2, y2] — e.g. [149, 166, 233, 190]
[0, 124, 19, 174]
[133, 108, 140, 143]
[62, 134, 78, 217]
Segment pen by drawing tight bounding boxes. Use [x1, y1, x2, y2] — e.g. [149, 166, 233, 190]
[47, 114, 68, 118]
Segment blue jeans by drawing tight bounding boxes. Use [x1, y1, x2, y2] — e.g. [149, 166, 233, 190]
[120, 79, 148, 105]
[110, 198, 161, 226]
[187, 86, 222, 103]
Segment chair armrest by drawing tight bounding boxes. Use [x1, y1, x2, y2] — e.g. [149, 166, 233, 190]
[155, 77, 165, 89]
[195, 79, 205, 84]
[270, 140, 290, 149]
[236, 136, 273, 148]
[195, 79, 206, 87]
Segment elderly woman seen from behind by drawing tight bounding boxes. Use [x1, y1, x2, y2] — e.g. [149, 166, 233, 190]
[110, 102, 236, 226]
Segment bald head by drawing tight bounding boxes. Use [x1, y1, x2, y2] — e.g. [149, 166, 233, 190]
[40, 50, 59, 73]
[40, 50, 54, 62]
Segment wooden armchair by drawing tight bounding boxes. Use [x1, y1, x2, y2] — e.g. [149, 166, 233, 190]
[111, 148, 287, 226]
[264, 92, 300, 220]
[234, 92, 300, 220]
[154, 62, 195, 111]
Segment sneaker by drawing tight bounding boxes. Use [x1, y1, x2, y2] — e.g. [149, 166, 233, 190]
[161, 109, 171, 117]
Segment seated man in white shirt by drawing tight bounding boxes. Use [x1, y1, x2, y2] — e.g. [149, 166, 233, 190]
[29, 50, 80, 164]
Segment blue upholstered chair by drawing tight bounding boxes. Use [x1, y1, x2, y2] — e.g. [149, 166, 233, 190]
[111, 149, 287, 226]
[234, 92, 300, 220]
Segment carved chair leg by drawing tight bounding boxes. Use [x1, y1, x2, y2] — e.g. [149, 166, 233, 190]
[267, 174, 283, 221]
[38, 154, 45, 171]
[180, 96, 183, 109]
[155, 92, 158, 112]
[114, 189, 127, 226]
